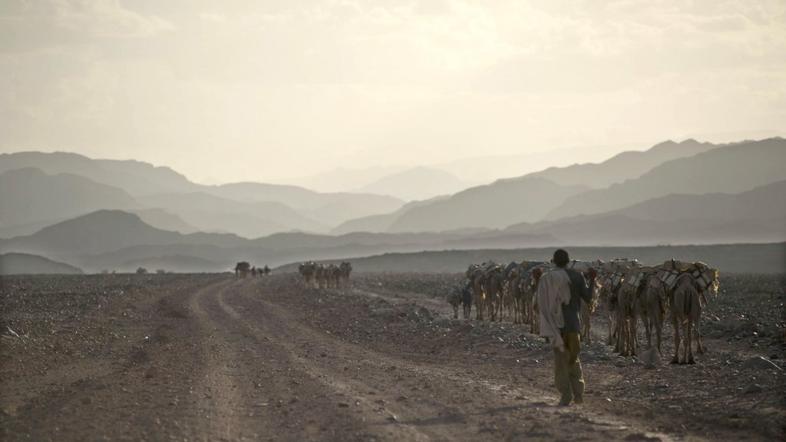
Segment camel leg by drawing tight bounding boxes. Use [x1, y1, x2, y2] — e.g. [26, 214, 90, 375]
[618, 320, 627, 356]
[630, 312, 639, 356]
[695, 317, 705, 354]
[671, 316, 680, 364]
[613, 311, 621, 352]
[686, 319, 695, 364]
[655, 313, 663, 354]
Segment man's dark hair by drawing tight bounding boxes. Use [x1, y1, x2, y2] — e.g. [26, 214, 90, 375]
[553, 249, 569, 268]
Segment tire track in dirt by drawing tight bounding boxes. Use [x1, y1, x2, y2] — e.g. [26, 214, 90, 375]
[187, 279, 251, 440]
[223, 279, 674, 441]
[188, 278, 379, 441]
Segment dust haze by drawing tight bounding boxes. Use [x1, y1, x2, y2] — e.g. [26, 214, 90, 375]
[1, 2, 785, 442]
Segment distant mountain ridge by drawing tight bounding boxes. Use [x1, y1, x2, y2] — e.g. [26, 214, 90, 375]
[0, 167, 137, 228]
[1, 137, 784, 274]
[388, 177, 588, 232]
[352, 167, 470, 201]
[0, 252, 83, 274]
[0, 210, 556, 272]
[546, 137, 786, 220]
[336, 138, 729, 233]
[0, 151, 405, 236]
[505, 180, 786, 245]
[0, 151, 197, 196]
[529, 138, 717, 188]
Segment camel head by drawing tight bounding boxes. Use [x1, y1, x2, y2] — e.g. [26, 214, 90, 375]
[693, 261, 720, 296]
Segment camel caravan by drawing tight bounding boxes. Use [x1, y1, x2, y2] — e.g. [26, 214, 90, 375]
[234, 261, 271, 278]
[451, 258, 719, 364]
[298, 261, 352, 289]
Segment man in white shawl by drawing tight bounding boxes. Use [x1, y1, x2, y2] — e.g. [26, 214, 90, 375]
[537, 249, 594, 406]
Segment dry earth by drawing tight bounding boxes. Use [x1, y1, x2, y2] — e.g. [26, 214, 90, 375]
[1, 272, 784, 441]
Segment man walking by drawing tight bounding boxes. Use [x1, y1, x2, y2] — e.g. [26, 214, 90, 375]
[536, 249, 594, 406]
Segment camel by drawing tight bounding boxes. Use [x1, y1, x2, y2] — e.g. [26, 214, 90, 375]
[299, 262, 317, 288]
[670, 273, 702, 364]
[447, 286, 462, 319]
[315, 264, 327, 289]
[579, 270, 599, 345]
[235, 261, 251, 278]
[339, 262, 352, 288]
[504, 262, 526, 324]
[327, 264, 341, 288]
[482, 265, 505, 321]
[595, 268, 624, 346]
[525, 265, 546, 334]
[460, 282, 472, 319]
[596, 258, 641, 347]
[614, 267, 650, 357]
[640, 275, 666, 354]
[465, 264, 486, 320]
[659, 261, 719, 356]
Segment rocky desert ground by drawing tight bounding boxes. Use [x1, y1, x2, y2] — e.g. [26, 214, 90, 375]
[1, 272, 784, 441]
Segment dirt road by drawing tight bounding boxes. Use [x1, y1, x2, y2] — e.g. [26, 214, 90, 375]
[2, 274, 783, 441]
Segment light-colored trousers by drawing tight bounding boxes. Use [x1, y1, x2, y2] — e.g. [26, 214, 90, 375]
[553, 331, 585, 403]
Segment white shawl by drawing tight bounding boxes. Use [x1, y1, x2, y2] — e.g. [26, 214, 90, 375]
[536, 268, 572, 352]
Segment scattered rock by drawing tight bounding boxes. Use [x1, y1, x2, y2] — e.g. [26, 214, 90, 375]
[743, 384, 763, 394]
[624, 433, 661, 442]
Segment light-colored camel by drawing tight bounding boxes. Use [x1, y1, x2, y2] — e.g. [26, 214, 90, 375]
[615, 267, 649, 357]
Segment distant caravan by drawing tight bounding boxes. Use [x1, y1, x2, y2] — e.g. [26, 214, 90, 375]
[299, 261, 352, 289]
[234, 261, 251, 277]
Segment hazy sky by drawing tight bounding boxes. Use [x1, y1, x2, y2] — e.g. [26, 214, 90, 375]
[1, 0, 785, 184]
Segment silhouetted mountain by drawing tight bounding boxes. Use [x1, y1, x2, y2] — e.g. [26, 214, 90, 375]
[507, 180, 786, 245]
[0, 168, 136, 229]
[387, 177, 588, 232]
[139, 192, 326, 237]
[335, 139, 719, 234]
[0, 210, 246, 256]
[546, 138, 786, 220]
[432, 143, 630, 184]
[274, 165, 407, 193]
[0, 209, 555, 272]
[0, 152, 197, 196]
[330, 197, 449, 234]
[606, 180, 786, 223]
[353, 167, 469, 201]
[530, 139, 718, 188]
[0, 152, 406, 231]
[131, 209, 198, 234]
[0, 252, 83, 274]
[206, 182, 404, 226]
